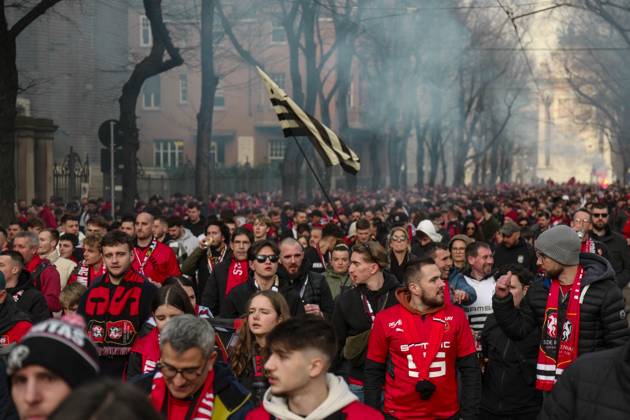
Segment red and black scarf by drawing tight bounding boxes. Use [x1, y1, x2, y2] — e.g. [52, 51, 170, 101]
[82, 269, 150, 357]
[225, 259, 248, 296]
[75, 261, 106, 287]
[536, 266, 584, 391]
[130, 327, 160, 374]
[150, 369, 215, 420]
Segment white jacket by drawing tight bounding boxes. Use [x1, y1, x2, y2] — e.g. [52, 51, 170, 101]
[262, 374, 357, 420]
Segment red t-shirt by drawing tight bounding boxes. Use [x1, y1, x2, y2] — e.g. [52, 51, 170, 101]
[367, 304, 476, 419]
[132, 241, 181, 284]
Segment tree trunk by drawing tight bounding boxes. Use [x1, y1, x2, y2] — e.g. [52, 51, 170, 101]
[0, 31, 18, 224]
[119, 0, 183, 213]
[195, 0, 218, 200]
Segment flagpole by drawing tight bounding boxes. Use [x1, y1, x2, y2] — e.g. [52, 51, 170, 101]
[292, 136, 341, 220]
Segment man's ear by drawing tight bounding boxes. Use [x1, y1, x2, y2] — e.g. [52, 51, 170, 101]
[207, 350, 218, 370]
[523, 285, 530, 296]
[308, 356, 327, 379]
[0, 290, 7, 304]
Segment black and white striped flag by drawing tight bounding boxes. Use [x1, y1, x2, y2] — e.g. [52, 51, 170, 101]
[257, 66, 360, 175]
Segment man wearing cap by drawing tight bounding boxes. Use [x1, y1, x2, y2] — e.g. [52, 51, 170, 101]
[8, 317, 100, 420]
[412, 219, 443, 258]
[493, 220, 537, 273]
[493, 224, 629, 392]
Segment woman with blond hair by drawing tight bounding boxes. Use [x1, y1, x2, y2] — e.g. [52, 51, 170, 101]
[229, 290, 291, 403]
[387, 226, 412, 283]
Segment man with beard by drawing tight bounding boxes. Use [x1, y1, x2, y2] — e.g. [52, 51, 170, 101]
[201, 227, 253, 316]
[425, 243, 476, 306]
[132, 212, 181, 285]
[493, 225, 629, 393]
[462, 242, 496, 354]
[78, 230, 157, 376]
[278, 238, 334, 319]
[184, 202, 206, 237]
[590, 202, 630, 289]
[570, 208, 608, 258]
[0, 251, 49, 323]
[167, 217, 198, 261]
[182, 220, 232, 299]
[493, 220, 537, 273]
[364, 258, 481, 419]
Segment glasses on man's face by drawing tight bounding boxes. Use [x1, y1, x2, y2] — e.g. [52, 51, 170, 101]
[592, 213, 608, 219]
[255, 254, 279, 263]
[573, 218, 590, 224]
[158, 361, 205, 381]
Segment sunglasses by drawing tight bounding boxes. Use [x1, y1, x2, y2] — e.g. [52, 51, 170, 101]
[592, 213, 608, 218]
[255, 254, 279, 263]
[390, 236, 408, 242]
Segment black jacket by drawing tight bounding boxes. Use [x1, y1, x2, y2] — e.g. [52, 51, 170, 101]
[277, 263, 335, 319]
[591, 226, 630, 288]
[7, 271, 49, 323]
[182, 247, 233, 300]
[220, 274, 304, 318]
[539, 337, 630, 420]
[331, 272, 400, 381]
[492, 253, 629, 357]
[200, 257, 247, 316]
[493, 238, 537, 273]
[480, 314, 542, 416]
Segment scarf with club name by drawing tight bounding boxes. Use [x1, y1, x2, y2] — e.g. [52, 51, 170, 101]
[150, 368, 215, 420]
[225, 259, 249, 296]
[536, 266, 584, 391]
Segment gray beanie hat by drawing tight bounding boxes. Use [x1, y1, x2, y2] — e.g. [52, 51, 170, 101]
[534, 225, 580, 266]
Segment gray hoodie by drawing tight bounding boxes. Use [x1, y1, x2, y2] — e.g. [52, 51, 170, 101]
[262, 374, 357, 420]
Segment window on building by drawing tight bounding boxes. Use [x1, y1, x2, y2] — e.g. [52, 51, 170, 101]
[154, 140, 184, 168]
[142, 75, 161, 109]
[270, 72, 285, 90]
[214, 90, 225, 109]
[268, 139, 286, 161]
[271, 21, 286, 43]
[140, 15, 153, 47]
[179, 73, 188, 104]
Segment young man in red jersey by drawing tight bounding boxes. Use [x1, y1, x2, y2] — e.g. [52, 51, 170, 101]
[364, 258, 481, 419]
[247, 315, 383, 420]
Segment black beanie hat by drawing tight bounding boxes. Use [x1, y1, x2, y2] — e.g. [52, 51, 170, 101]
[7, 318, 100, 388]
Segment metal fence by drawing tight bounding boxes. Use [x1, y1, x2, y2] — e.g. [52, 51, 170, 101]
[136, 163, 282, 197]
[53, 147, 90, 201]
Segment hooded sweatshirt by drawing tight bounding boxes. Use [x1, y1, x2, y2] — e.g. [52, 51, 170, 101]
[250, 374, 382, 420]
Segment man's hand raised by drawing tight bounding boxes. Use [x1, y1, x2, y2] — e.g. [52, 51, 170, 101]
[494, 271, 512, 299]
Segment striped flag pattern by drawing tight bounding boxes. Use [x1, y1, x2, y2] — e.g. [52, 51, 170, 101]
[256, 66, 360, 175]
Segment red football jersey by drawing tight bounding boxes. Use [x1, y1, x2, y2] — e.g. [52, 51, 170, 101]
[367, 304, 476, 419]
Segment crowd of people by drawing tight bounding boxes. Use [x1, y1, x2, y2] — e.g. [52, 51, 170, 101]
[2, 182, 630, 419]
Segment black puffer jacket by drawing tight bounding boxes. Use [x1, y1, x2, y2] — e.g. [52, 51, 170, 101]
[492, 253, 629, 356]
[591, 226, 630, 288]
[480, 314, 542, 417]
[539, 337, 630, 419]
[277, 263, 335, 319]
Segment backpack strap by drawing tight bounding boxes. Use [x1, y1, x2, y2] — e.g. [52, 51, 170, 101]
[30, 260, 51, 290]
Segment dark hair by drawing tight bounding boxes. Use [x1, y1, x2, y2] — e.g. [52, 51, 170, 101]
[267, 315, 337, 365]
[167, 217, 183, 228]
[424, 242, 449, 260]
[154, 215, 168, 225]
[187, 202, 201, 210]
[151, 284, 195, 314]
[537, 210, 551, 219]
[87, 216, 108, 229]
[60, 214, 79, 224]
[322, 223, 341, 239]
[49, 379, 162, 420]
[7, 220, 23, 229]
[466, 241, 491, 259]
[59, 233, 79, 247]
[232, 227, 253, 243]
[403, 257, 436, 287]
[495, 264, 534, 287]
[356, 218, 370, 231]
[164, 276, 194, 289]
[27, 218, 45, 230]
[592, 202, 607, 211]
[206, 220, 230, 244]
[43, 228, 60, 243]
[248, 239, 279, 261]
[296, 223, 311, 235]
[120, 214, 135, 225]
[0, 251, 24, 269]
[100, 230, 133, 252]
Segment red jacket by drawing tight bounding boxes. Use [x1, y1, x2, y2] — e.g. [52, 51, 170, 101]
[366, 301, 476, 419]
[26, 255, 61, 312]
[131, 241, 181, 284]
[246, 401, 383, 420]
